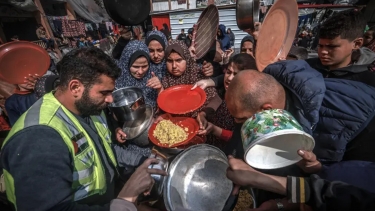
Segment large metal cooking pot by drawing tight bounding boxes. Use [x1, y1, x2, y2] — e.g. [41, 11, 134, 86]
[163, 144, 233, 211]
[109, 87, 146, 123]
[236, 0, 260, 31]
[122, 105, 154, 146]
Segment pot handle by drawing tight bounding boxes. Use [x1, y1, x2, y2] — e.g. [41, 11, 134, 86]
[221, 187, 239, 211]
[130, 97, 145, 111]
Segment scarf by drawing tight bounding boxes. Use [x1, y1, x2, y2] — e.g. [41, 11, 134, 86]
[146, 31, 168, 79]
[115, 40, 158, 107]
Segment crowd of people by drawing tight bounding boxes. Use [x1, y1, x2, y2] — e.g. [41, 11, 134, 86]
[1, 8, 375, 211]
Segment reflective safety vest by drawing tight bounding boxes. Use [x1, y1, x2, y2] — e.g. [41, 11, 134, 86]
[2, 92, 118, 209]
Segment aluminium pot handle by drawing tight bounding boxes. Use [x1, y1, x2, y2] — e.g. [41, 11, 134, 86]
[130, 97, 145, 111]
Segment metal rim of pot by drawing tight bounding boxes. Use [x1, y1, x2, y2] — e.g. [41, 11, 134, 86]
[236, 0, 260, 31]
[122, 105, 155, 146]
[109, 87, 146, 123]
[163, 144, 233, 211]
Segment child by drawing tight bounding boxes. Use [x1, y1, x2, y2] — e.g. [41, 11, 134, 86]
[5, 75, 39, 126]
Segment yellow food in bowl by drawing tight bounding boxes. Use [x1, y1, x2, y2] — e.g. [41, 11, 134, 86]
[153, 120, 188, 146]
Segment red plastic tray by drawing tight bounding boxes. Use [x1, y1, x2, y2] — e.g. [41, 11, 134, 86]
[157, 85, 206, 114]
[0, 41, 50, 84]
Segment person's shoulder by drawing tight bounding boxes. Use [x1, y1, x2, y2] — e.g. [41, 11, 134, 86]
[4, 125, 62, 148]
[5, 94, 19, 107]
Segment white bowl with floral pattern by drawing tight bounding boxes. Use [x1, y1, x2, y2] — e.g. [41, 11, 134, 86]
[241, 109, 315, 169]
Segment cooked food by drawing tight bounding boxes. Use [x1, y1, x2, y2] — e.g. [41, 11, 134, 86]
[233, 189, 253, 211]
[153, 120, 188, 146]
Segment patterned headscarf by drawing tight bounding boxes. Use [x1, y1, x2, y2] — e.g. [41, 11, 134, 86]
[146, 30, 168, 79]
[116, 40, 158, 107]
[162, 40, 217, 117]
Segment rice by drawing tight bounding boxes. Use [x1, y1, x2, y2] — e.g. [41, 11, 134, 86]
[153, 120, 188, 146]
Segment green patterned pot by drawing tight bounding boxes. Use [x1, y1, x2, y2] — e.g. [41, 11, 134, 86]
[241, 109, 315, 169]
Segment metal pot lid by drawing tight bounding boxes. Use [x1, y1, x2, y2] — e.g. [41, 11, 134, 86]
[103, 0, 150, 26]
[163, 144, 233, 211]
[236, 0, 260, 31]
[244, 130, 315, 170]
[195, 4, 219, 59]
[122, 105, 154, 140]
[255, 0, 298, 71]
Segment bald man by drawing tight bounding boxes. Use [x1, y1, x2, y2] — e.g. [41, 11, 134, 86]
[224, 60, 375, 203]
[225, 70, 285, 123]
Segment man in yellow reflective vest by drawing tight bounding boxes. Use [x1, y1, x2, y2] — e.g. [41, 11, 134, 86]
[1, 47, 166, 211]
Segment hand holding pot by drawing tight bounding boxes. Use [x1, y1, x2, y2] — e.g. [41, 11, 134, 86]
[188, 24, 198, 59]
[115, 127, 127, 143]
[117, 158, 167, 203]
[24, 74, 40, 90]
[226, 155, 260, 187]
[202, 61, 214, 77]
[297, 150, 322, 174]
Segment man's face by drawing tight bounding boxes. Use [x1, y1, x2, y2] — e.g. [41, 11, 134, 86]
[318, 36, 355, 69]
[225, 92, 254, 123]
[217, 29, 221, 36]
[75, 75, 115, 116]
[241, 41, 254, 57]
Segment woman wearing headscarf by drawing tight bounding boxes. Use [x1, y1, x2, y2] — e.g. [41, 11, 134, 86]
[161, 40, 222, 119]
[116, 40, 162, 108]
[145, 31, 168, 79]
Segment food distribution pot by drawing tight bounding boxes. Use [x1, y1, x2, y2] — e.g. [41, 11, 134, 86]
[122, 105, 154, 146]
[109, 87, 146, 123]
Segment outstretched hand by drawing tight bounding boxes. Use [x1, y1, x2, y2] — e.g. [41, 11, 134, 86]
[189, 24, 198, 59]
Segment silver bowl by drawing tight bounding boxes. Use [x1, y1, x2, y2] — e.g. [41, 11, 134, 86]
[122, 105, 154, 146]
[109, 87, 146, 123]
[163, 144, 233, 211]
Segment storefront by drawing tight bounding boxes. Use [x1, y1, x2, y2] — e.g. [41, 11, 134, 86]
[0, 3, 39, 42]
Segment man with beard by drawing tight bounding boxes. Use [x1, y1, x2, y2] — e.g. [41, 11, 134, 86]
[1, 48, 166, 211]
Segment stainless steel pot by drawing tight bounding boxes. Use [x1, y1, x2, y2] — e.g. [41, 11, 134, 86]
[109, 87, 146, 123]
[164, 144, 233, 211]
[236, 0, 260, 31]
[138, 149, 169, 203]
[122, 105, 154, 147]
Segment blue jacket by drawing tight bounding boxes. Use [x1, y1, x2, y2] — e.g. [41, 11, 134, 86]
[218, 24, 231, 51]
[264, 60, 375, 163]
